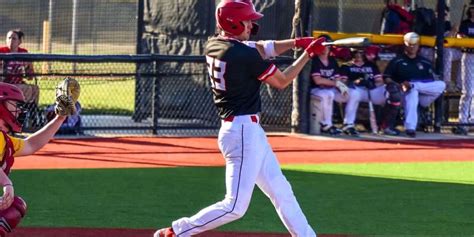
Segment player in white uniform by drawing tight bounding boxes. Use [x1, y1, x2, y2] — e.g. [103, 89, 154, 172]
[309, 36, 349, 135]
[339, 48, 385, 136]
[154, 1, 323, 236]
[383, 32, 445, 137]
[454, 4, 474, 135]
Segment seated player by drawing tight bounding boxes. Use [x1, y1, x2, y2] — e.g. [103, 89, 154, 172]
[340, 48, 386, 136]
[309, 35, 349, 135]
[383, 32, 445, 137]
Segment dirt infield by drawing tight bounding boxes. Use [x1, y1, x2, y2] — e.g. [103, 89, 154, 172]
[11, 135, 474, 236]
[14, 135, 474, 170]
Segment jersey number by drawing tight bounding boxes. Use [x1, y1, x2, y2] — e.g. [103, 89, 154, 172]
[206, 56, 227, 91]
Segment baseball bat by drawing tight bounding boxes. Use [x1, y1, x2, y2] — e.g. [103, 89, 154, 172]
[365, 74, 378, 134]
[460, 4, 467, 27]
[322, 37, 370, 47]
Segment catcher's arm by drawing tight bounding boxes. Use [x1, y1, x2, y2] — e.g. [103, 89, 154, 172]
[16, 77, 80, 157]
[17, 116, 66, 156]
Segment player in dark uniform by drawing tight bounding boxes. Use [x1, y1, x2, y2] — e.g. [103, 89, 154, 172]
[454, 3, 474, 135]
[339, 48, 385, 136]
[383, 32, 445, 137]
[154, 1, 321, 236]
[309, 35, 349, 135]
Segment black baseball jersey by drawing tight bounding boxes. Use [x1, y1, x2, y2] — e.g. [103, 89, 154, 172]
[383, 54, 434, 83]
[204, 36, 277, 119]
[459, 19, 474, 38]
[310, 56, 340, 89]
[340, 61, 381, 85]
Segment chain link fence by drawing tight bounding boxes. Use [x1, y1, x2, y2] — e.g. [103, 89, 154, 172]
[0, 0, 137, 54]
[0, 54, 293, 136]
[2, 0, 474, 136]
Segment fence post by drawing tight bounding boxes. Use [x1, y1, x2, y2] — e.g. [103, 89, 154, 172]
[434, 0, 447, 132]
[152, 60, 160, 135]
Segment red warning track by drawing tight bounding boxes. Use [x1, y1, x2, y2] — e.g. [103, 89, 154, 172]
[13, 136, 474, 170]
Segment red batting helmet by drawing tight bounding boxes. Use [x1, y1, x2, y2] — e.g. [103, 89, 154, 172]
[0, 83, 25, 133]
[216, 0, 263, 36]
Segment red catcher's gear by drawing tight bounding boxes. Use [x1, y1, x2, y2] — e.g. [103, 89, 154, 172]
[0, 196, 27, 237]
[0, 83, 25, 133]
[216, 0, 263, 36]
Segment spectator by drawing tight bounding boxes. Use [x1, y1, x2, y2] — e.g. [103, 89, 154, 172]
[0, 29, 38, 105]
[339, 48, 386, 136]
[310, 35, 349, 135]
[380, 0, 414, 35]
[383, 32, 445, 137]
[454, 2, 474, 135]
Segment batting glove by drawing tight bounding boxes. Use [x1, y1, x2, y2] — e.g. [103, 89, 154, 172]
[294, 37, 314, 49]
[305, 37, 326, 58]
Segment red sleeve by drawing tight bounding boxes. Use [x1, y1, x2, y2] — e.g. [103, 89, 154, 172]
[257, 64, 277, 81]
[18, 48, 28, 53]
[0, 47, 10, 53]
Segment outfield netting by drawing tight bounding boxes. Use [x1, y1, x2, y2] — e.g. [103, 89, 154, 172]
[0, 54, 294, 136]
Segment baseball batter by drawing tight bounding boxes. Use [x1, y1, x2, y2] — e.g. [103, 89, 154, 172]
[383, 32, 445, 137]
[154, 1, 321, 236]
[309, 36, 349, 136]
[340, 48, 385, 136]
[455, 3, 474, 135]
[0, 79, 79, 235]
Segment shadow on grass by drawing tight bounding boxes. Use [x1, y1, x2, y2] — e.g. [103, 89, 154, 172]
[11, 167, 474, 236]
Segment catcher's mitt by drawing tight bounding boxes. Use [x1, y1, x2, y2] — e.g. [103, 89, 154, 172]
[55, 77, 80, 116]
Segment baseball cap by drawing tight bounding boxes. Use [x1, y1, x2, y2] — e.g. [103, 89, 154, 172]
[403, 32, 420, 46]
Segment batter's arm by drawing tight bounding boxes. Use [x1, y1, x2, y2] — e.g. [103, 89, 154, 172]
[264, 52, 310, 89]
[247, 38, 311, 59]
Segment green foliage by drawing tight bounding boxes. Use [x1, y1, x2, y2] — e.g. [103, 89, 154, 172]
[10, 165, 474, 235]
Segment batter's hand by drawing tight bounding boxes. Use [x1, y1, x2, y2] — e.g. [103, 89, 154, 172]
[305, 37, 326, 58]
[0, 184, 14, 211]
[294, 37, 314, 49]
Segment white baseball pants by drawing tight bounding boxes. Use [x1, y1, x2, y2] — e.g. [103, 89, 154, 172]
[171, 115, 316, 237]
[443, 48, 462, 88]
[403, 81, 446, 130]
[310, 88, 348, 126]
[459, 53, 474, 124]
[343, 86, 385, 125]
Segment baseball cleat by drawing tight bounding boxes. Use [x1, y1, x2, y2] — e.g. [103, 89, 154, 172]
[405, 129, 416, 138]
[452, 126, 468, 136]
[321, 125, 342, 136]
[383, 127, 400, 136]
[153, 227, 176, 237]
[342, 124, 359, 136]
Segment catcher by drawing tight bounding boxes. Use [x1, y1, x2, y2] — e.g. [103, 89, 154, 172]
[0, 77, 80, 236]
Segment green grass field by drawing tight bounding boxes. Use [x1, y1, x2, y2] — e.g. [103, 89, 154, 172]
[36, 77, 135, 115]
[11, 162, 474, 235]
